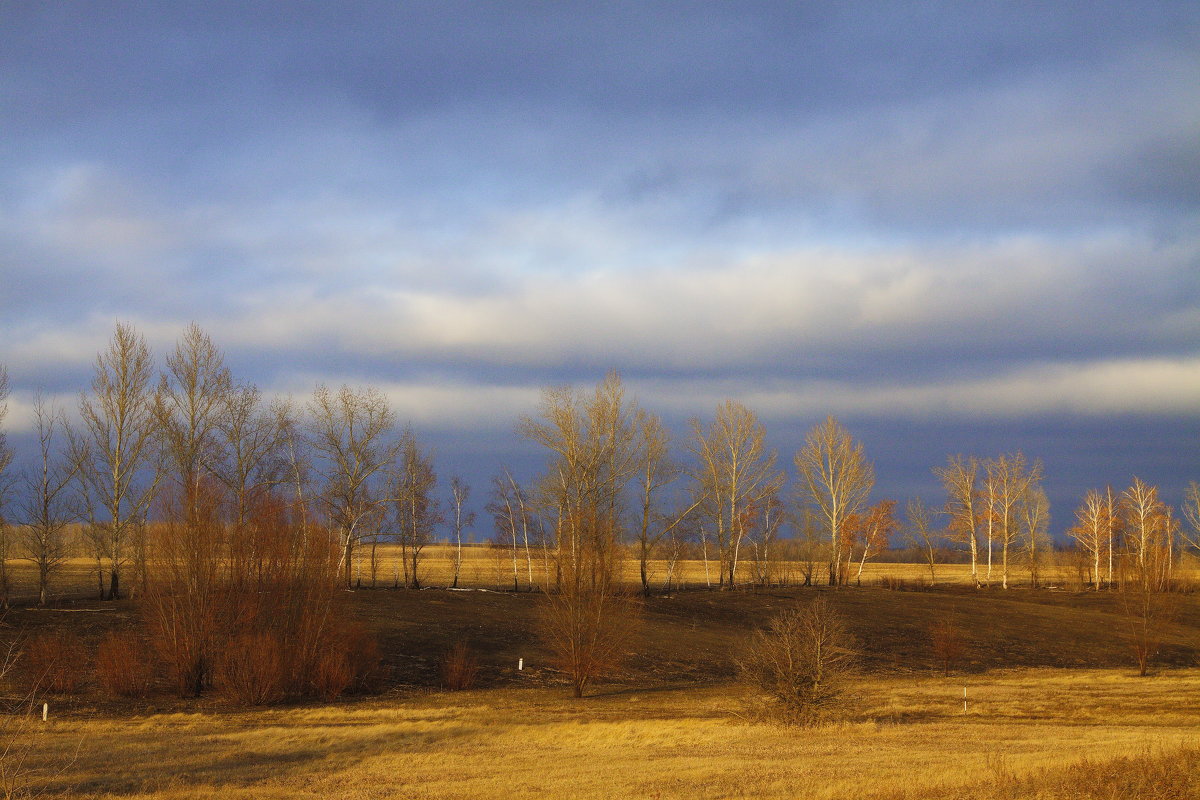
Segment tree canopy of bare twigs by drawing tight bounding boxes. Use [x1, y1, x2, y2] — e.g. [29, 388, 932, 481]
[308, 384, 400, 588]
[154, 322, 233, 499]
[688, 400, 783, 588]
[795, 416, 873, 586]
[70, 322, 161, 600]
[18, 396, 81, 606]
[934, 455, 981, 587]
[447, 475, 475, 589]
[390, 427, 441, 589]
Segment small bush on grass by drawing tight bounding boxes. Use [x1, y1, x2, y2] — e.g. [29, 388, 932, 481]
[737, 595, 856, 725]
[441, 640, 479, 690]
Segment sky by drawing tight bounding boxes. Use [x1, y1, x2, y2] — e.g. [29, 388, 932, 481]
[1, 2, 1198, 535]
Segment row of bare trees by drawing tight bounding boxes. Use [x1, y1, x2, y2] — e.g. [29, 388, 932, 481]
[0, 323, 467, 606]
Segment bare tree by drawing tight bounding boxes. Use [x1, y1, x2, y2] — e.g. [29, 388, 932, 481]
[519, 371, 641, 582]
[538, 507, 639, 697]
[446, 476, 475, 588]
[0, 367, 13, 607]
[214, 384, 291, 528]
[1020, 485, 1050, 589]
[633, 411, 698, 595]
[308, 384, 400, 588]
[1121, 477, 1174, 584]
[747, 491, 786, 587]
[487, 468, 538, 591]
[522, 374, 642, 695]
[851, 499, 897, 585]
[18, 396, 81, 606]
[985, 453, 1043, 589]
[903, 497, 939, 585]
[737, 595, 857, 725]
[934, 455, 981, 587]
[154, 322, 233, 500]
[795, 416, 874, 586]
[1180, 482, 1200, 556]
[688, 400, 784, 588]
[1068, 489, 1110, 590]
[390, 427, 441, 588]
[70, 322, 162, 600]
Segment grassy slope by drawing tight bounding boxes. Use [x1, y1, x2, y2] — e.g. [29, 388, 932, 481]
[7, 585, 1200, 797]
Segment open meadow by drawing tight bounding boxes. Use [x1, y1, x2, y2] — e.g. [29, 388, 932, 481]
[6, 581, 1200, 798]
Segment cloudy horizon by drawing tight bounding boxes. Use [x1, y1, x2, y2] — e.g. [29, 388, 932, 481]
[2, 2, 1198, 531]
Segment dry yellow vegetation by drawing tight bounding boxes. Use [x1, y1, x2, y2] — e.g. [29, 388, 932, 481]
[18, 668, 1200, 799]
[21, 543, 1197, 604]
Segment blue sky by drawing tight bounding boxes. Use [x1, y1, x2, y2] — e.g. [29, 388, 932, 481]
[2, 2, 1198, 531]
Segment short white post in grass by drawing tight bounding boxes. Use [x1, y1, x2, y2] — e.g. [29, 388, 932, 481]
[518, 657, 524, 671]
[42, 702, 48, 722]
[962, 686, 967, 713]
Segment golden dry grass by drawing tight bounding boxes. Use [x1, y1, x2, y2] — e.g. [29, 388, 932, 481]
[16, 668, 1200, 799]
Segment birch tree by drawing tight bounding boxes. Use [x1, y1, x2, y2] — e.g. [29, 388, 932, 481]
[71, 322, 161, 600]
[688, 400, 783, 588]
[447, 475, 475, 588]
[851, 499, 897, 585]
[1068, 489, 1109, 590]
[903, 497, 939, 584]
[985, 453, 1042, 590]
[518, 372, 640, 579]
[18, 396, 81, 606]
[154, 323, 232, 501]
[214, 385, 291, 528]
[390, 427, 441, 589]
[308, 384, 400, 588]
[633, 411, 698, 595]
[1019, 485, 1050, 589]
[795, 416, 873, 586]
[933, 455, 981, 587]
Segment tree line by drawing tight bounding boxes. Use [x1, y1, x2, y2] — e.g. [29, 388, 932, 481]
[0, 323, 1198, 608]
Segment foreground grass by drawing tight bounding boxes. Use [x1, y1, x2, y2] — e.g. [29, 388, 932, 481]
[19, 669, 1200, 799]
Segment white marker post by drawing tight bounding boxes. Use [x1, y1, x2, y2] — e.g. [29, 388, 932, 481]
[962, 686, 967, 713]
[518, 657, 524, 671]
[42, 702, 48, 722]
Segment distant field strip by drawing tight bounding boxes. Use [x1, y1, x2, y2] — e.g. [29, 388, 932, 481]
[11, 543, 1200, 603]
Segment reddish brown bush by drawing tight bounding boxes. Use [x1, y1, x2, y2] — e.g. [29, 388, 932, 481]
[25, 630, 88, 694]
[96, 630, 155, 698]
[929, 617, 965, 676]
[220, 631, 285, 706]
[441, 640, 479, 691]
[312, 647, 353, 701]
[311, 622, 382, 701]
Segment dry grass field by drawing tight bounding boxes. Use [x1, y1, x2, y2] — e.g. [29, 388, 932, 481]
[13, 670, 1200, 799]
[1, 579, 1198, 798]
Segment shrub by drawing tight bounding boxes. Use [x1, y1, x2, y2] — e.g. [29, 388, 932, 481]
[25, 630, 88, 694]
[929, 617, 964, 676]
[220, 631, 284, 706]
[311, 622, 382, 701]
[96, 630, 155, 698]
[737, 595, 856, 725]
[441, 640, 479, 691]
